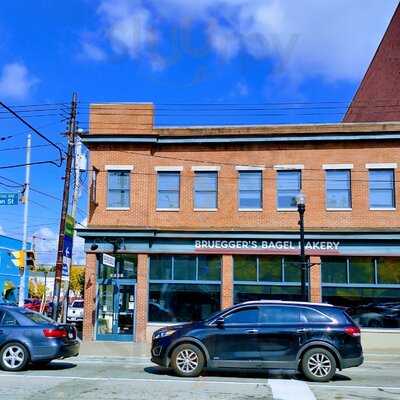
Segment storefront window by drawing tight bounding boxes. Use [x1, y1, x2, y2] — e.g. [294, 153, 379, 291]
[349, 257, 374, 284]
[284, 256, 302, 282]
[322, 257, 348, 284]
[149, 283, 220, 322]
[377, 258, 400, 284]
[98, 254, 137, 280]
[148, 255, 221, 322]
[259, 256, 282, 282]
[234, 256, 257, 281]
[234, 285, 302, 303]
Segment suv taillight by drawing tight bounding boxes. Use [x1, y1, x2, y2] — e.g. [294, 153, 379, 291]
[43, 328, 68, 338]
[344, 326, 361, 337]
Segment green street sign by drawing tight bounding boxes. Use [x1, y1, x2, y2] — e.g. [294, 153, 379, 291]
[0, 193, 19, 206]
[65, 215, 75, 238]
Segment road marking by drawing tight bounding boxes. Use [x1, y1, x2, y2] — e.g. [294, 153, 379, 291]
[309, 384, 400, 391]
[269, 379, 316, 400]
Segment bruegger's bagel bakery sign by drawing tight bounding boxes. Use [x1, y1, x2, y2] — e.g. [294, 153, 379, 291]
[194, 239, 341, 254]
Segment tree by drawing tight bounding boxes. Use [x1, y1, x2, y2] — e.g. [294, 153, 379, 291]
[28, 281, 46, 299]
[69, 266, 85, 297]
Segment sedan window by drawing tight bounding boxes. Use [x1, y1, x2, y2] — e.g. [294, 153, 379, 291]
[224, 307, 259, 324]
[22, 312, 54, 325]
[1, 312, 19, 327]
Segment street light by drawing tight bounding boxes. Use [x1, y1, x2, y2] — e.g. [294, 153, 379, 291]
[296, 192, 308, 302]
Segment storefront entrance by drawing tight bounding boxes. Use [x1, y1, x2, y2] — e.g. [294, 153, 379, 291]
[96, 281, 136, 341]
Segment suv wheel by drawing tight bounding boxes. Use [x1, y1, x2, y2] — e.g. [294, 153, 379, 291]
[171, 343, 204, 377]
[0, 342, 29, 372]
[301, 347, 336, 382]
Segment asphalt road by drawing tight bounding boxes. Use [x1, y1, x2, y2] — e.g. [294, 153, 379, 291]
[1, 352, 399, 400]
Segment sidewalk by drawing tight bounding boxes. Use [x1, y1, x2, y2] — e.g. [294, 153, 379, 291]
[79, 341, 151, 357]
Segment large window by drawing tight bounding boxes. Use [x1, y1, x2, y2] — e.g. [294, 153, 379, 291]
[194, 171, 218, 209]
[369, 169, 395, 209]
[107, 170, 130, 208]
[238, 170, 262, 209]
[233, 255, 303, 303]
[326, 169, 351, 209]
[157, 171, 180, 209]
[98, 254, 137, 280]
[277, 170, 301, 209]
[322, 256, 400, 329]
[149, 255, 221, 322]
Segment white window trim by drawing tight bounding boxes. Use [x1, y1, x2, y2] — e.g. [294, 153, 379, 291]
[235, 165, 265, 171]
[106, 207, 130, 211]
[191, 166, 221, 172]
[274, 164, 304, 170]
[277, 208, 298, 212]
[238, 208, 263, 212]
[323, 164, 353, 170]
[156, 208, 180, 212]
[326, 208, 352, 212]
[154, 166, 183, 172]
[194, 208, 218, 212]
[366, 163, 398, 169]
[105, 165, 134, 171]
[369, 207, 397, 211]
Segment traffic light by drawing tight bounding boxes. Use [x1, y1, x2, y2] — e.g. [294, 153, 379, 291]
[11, 250, 25, 269]
[26, 250, 36, 270]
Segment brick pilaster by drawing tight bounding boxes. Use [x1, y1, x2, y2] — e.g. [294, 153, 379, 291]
[83, 253, 97, 341]
[221, 254, 234, 309]
[310, 255, 322, 303]
[135, 254, 149, 343]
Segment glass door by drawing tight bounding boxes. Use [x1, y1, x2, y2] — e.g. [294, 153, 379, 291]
[97, 282, 135, 341]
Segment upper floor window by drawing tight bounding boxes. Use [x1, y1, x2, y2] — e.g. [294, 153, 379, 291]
[238, 170, 262, 209]
[326, 169, 351, 209]
[157, 171, 180, 209]
[277, 170, 301, 209]
[107, 170, 130, 208]
[194, 171, 218, 209]
[369, 169, 395, 209]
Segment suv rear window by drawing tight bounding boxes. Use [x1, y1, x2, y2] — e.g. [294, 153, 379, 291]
[301, 308, 332, 323]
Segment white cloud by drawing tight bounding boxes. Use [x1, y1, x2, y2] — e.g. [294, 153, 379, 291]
[90, 0, 398, 82]
[81, 41, 107, 61]
[0, 225, 6, 235]
[0, 62, 39, 100]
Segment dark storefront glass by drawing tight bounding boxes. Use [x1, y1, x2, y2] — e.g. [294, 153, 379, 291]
[349, 257, 374, 284]
[377, 258, 400, 284]
[259, 256, 282, 282]
[234, 256, 257, 281]
[148, 255, 221, 322]
[149, 283, 220, 322]
[234, 285, 302, 303]
[98, 254, 137, 280]
[322, 257, 347, 284]
[284, 256, 302, 282]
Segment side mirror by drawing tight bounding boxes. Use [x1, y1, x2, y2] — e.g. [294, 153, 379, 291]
[215, 317, 225, 328]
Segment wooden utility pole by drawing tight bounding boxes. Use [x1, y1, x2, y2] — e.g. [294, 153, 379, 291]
[52, 93, 77, 320]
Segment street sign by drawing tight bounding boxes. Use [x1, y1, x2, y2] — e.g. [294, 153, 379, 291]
[62, 235, 73, 278]
[0, 193, 19, 206]
[65, 215, 75, 238]
[103, 253, 116, 268]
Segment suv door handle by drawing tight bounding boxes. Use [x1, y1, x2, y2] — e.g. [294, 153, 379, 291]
[245, 329, 259, 334]
[296, 328, 309, 333]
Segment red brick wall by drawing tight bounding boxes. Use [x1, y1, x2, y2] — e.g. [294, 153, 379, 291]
[221, 255, 234, 309]
[83, 253, 97, 341]
[87, 141, 400, 231]
[135, 254, 149, 342]
[309, 256, 322, 303]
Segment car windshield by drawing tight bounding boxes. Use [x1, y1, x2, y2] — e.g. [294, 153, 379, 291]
[22, 311, 54, 325]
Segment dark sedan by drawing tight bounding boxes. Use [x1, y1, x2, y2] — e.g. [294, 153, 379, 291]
[0, 305, 80, 371]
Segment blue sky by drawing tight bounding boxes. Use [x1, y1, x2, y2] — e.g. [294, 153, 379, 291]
[0, 0, 398, 264]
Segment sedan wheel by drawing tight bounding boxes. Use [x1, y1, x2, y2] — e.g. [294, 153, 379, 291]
[301, 347, 336, 382]
[171, 344, 205, 377]
[0, 343, 29, 372]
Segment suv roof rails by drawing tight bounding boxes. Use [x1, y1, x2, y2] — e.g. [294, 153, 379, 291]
[241, 300, 334, 307]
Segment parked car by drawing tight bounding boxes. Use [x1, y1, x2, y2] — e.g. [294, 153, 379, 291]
[24, 299, 48, 314]
[67, 300, 84, 323]
[151, 300, 364, 382]
[0, 304, 80, 371]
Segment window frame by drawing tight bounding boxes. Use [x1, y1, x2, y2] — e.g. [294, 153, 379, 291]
[193, 170, 218, 210]
[276, 169, 302, 211]
[237, 169, 263, 211]
[368, 168, 396, 210]
[156, 171, 181, 211]
[325, 169, 352, 210]
[106, 169, 131, 210]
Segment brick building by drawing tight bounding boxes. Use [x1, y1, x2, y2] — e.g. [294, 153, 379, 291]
[77, 104, 400, 342]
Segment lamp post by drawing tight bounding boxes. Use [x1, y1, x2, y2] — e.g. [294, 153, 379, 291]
[296, 192, 308, 302]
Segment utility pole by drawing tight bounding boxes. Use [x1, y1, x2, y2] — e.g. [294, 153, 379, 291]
[62, 135, 82, 322]
[52, 93, 77, 320]
[18, 133, 31, 307]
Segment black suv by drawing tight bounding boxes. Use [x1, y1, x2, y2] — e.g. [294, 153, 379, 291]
[151, 301, 363, 382]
